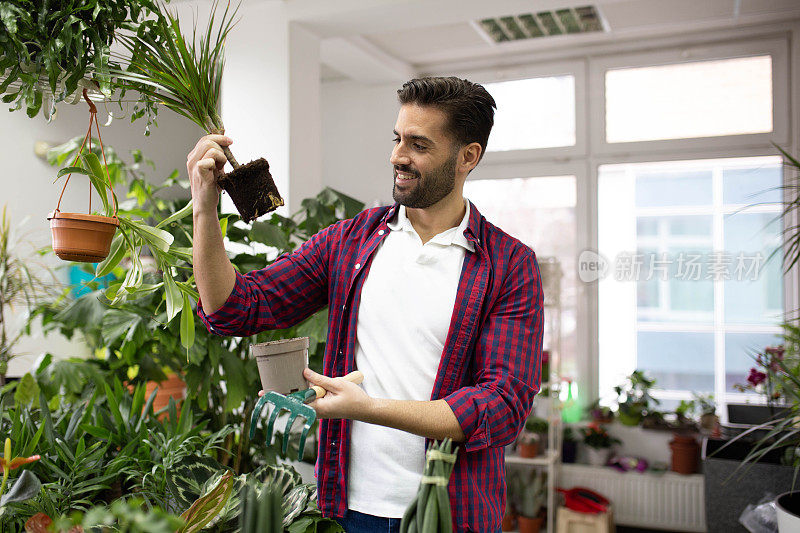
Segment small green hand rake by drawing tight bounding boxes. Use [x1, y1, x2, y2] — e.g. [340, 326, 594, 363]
[249, 370, 364, 460]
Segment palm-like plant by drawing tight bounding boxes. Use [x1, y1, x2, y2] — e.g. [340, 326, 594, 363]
[775, 145, 800, 273]
[112, 0, 283, 222]
[0, 207, 58, 386]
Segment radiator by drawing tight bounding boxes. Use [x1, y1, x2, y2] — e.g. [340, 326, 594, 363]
[558, 464, 706, 532]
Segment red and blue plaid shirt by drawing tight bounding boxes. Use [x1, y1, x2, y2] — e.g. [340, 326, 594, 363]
[198, 202, 543, 532]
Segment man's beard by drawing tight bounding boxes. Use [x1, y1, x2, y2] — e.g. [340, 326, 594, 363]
[392, 151, 457, 209]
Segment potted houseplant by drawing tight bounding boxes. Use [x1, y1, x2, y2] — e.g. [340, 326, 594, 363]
[588, 398, 614, 424]
[731, 345, 790, 424]
[613, 370, 660, 426]
[510, 470, 546, 533]
[46, 136, 200, 349]
[111, 0, 283, 222]
[692, 393, 719, 435]
[581, 423, 620, 467]
[517, 416, 548, 458]
[516, 429, 541, 459]
[48, 91, 121, 263]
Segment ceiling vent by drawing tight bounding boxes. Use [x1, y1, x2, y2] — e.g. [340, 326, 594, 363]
[477, 6, 605, 43]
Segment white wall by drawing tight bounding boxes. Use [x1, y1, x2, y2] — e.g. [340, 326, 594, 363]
[220, 4, 324, 214]
[321, 80, 401, 207]
[0, 92, 202, 377]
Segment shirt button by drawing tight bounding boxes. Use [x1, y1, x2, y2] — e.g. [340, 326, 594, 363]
[378, 230, 385, 236]
[342, 304, 346, 311]
[355, 263, 361, 269]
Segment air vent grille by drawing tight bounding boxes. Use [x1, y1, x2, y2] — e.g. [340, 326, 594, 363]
[479, 6, 604, 43]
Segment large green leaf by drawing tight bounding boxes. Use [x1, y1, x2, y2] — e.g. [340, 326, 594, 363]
[81, 153, 113, 215]
[119, 218, 174, 253]
[250, 220, 290, 251]
[0, 470, 42, 506]
[55, 165, 89, 180]
[178, 471, 234, 533]
[180, 292, 195, 350]
[157, 199, 193, 228]
[101, 309, 143, 346]
[220, 352, 248, 412]
[95, 232, 126, 277]
[13, 373, 40, 408]
[164, 274, 182, 323]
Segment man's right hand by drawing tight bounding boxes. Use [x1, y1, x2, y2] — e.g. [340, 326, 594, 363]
[186, 134, 233, 217]
[187, 135, 238, 315]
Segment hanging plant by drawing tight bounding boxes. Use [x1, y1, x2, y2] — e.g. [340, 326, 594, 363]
[48, 90, 120, 263]
[50, 90, 196, 349]
[111, 0, 284, 222]
[0, 0, 161, 119]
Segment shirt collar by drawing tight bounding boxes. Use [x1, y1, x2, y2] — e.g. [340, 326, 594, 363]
[386, 199, 475, 253]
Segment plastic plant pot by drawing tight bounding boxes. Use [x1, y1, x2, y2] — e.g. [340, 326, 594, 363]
[252, 337, 310, 395]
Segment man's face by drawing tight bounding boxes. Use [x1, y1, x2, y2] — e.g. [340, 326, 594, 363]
[390, 104, 460, 209]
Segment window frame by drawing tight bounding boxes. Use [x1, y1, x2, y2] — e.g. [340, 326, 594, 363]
[459, 59, 587, 165]
[445, 28, 797, 422]
[596, 155, 786, 413]
[589, 36, 790, 157]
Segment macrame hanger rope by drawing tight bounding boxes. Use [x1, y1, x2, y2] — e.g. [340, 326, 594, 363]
[53, 89, 118, 218]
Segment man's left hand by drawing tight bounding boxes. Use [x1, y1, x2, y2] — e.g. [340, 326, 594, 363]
[257, 368, 373, 420]
[302, 368, 373, 419]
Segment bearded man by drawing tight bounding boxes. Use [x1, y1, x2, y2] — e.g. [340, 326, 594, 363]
[187, 77, 543, 533]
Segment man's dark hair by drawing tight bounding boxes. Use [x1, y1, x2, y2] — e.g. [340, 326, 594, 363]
[397, 77, 496, 163]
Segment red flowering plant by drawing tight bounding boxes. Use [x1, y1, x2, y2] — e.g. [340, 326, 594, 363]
[733, 344, 791, 406]
[581, 423, 621, 450]
[722, 323, 800, 477]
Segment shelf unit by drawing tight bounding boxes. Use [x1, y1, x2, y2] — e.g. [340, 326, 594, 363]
[505, 256, 564, 533]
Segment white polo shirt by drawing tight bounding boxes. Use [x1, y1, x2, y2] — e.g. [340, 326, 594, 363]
[347, 199, 474, 518]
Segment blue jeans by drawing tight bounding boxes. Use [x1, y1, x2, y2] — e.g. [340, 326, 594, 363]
[335, 509, 402, 533]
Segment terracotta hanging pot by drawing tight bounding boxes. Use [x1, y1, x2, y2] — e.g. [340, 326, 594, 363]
[49, 89, 118, 263]
[48, 212, 118, 262]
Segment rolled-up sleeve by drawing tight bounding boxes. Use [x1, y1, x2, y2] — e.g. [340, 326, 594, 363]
[197, 221, 339, 337]
[443, 251, 544, 452]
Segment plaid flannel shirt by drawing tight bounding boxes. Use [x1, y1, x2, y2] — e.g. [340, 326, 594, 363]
[198, 201, 544, 532]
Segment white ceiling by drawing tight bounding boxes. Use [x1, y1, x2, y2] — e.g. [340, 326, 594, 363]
[282, 0, 800, 83]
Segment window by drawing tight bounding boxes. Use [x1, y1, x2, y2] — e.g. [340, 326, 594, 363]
[463, 34, 791, 413]
[605, 55, 773, 143]
[483, 76, 576, 151]
[597, 157, 784, 407]
[465, 176, 578, 381]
